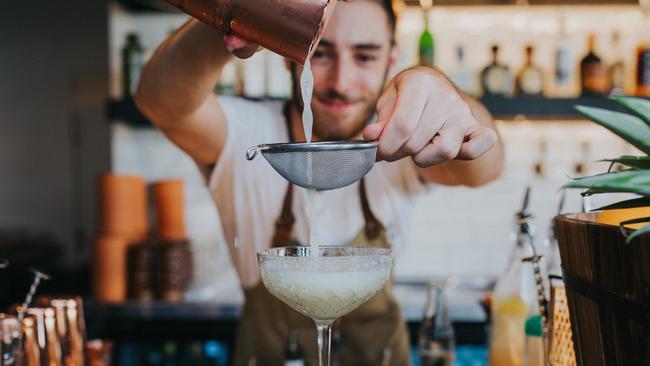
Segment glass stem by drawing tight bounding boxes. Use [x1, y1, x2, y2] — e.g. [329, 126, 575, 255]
[316, 320, 334, 366]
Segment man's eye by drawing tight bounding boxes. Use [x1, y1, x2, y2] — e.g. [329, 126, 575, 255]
[356, 54, 376, 63]
[312, 50, 328, 60]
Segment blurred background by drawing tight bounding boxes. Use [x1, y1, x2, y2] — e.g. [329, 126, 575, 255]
[0, 0, 649, 364]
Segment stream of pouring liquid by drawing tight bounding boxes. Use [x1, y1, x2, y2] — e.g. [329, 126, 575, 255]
[300, 58, 320, 258]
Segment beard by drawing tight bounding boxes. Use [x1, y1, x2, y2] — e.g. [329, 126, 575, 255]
[290, 64, 389, 141]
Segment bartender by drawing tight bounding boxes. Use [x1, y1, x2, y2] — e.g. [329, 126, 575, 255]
[136, 0, 504, 364]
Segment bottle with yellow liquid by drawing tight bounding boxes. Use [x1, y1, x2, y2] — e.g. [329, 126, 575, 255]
[490, 188, 537, 366]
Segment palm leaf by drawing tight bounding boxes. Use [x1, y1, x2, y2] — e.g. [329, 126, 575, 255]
[593, 196, 650, 211]
[599, 155, 650, 170]
[612, 96, 650, 125]
[626, 222, 650, 242]
[563, 170, 650, 195]
[575, 105, 650, 155]
[580, 188, 611, 196]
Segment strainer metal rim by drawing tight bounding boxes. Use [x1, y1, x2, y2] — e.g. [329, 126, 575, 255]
[246, 140, 377, 160]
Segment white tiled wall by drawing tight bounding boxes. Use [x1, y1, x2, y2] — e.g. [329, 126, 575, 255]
[108, 3, 644, 302]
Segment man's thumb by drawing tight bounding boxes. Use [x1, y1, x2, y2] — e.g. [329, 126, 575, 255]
[363, 121, 385, 141]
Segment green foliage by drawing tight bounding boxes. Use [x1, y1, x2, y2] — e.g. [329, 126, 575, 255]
[564, 97, 650, 243]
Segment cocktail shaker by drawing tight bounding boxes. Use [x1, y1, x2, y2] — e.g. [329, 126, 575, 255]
[164, 0, 337, 64]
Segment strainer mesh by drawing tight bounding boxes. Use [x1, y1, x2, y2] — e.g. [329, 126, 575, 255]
[262, 149, 376, 191]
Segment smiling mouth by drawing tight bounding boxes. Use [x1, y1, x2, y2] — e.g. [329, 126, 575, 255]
[317, 97, 358, 112]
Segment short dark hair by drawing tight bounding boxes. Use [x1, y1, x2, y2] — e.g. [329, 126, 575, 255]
[372, 0, 397, 38]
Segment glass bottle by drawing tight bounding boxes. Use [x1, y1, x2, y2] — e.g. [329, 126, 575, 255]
[418, 282, 455, 366]
[553, 10, 575, 97]
[608, 30, 626, 95]
[480, 45, 513, 97]
[122, 33, 145, 98]
[418, 6, 435, 68]
[448, 45, 480, 97]
[516, 45, 545, 97]
[284, 329, 305, 366]
[580, 33, 607, 96]
[636, 45, 650, 97]
[489, 188, 537, 366]
[636, 3, 650, 97]
[523, 313, 544, 366]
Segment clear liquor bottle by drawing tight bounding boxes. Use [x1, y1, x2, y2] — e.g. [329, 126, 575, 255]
[480, 45, 513, 97]
[448, 45, 480, 97]
[418, 282, 455, 366]
[516, 45, 545, 97]
[608, 30, 626, 95]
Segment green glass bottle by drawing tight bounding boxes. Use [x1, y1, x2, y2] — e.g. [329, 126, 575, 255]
[419, 9, 435, 67]
[122, 33, 145, 98]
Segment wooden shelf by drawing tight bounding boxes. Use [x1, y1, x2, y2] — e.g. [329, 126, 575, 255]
[108, 95, 643, 126]
[478, 96, 630, 120]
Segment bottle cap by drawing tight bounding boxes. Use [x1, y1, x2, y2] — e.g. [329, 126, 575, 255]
[525, 313, 543, 337]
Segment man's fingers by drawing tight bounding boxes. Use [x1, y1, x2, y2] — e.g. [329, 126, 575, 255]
[223, 35, 260, 59]
[223, 35, 248, 50]
[411, 126, 464, 168]
[376, 87, 427, 161]
[399, 99, 444, 158]
[457, 126, 498, 160]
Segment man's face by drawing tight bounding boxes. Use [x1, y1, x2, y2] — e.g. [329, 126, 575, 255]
[291, 0, 396, 141]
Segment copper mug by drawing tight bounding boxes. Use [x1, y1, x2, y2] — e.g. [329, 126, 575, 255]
[165, 0, 338, 64]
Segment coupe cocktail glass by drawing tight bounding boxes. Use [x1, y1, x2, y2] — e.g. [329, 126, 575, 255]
[258, 246, 392, 366]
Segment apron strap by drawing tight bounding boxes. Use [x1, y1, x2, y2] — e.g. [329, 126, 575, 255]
[272, 184, 294, 247]
[271, 102, 296, 248]
[359, 179, 382, 241]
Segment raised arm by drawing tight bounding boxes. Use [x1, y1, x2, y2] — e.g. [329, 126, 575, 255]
[134, 19, 256, 167]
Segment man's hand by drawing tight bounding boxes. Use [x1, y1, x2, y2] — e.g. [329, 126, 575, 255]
[222, 35, 260, 59]
[363, 66, 498, 168]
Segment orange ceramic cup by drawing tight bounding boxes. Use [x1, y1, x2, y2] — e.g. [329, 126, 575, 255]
[152, 180, 187, 240]
[92, 236, 128, 302]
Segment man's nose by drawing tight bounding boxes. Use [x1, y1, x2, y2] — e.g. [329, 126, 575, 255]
[328, 57, 355, 95]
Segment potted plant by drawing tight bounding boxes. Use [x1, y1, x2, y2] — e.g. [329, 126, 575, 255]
[555, 96, 650, 366]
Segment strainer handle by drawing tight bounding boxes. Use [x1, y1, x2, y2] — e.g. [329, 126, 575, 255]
[246, 145, 269, 160]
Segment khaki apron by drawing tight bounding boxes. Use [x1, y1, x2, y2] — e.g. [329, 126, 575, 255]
[232, 104, 410, 366]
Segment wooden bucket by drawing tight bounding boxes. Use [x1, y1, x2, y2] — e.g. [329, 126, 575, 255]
[554, 213, 650, 366]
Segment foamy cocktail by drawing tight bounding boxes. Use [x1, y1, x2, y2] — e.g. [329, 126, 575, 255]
[258, 246, 392, 366]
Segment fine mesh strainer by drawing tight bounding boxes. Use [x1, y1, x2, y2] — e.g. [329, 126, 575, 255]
[246, 140, 378, 191]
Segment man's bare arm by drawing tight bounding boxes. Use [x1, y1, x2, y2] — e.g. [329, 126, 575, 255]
[135, 19, 233, 166]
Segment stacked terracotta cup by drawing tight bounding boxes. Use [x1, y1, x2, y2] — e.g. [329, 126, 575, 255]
[93, 173, 148, 302]
[127, 180, 193, 301]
